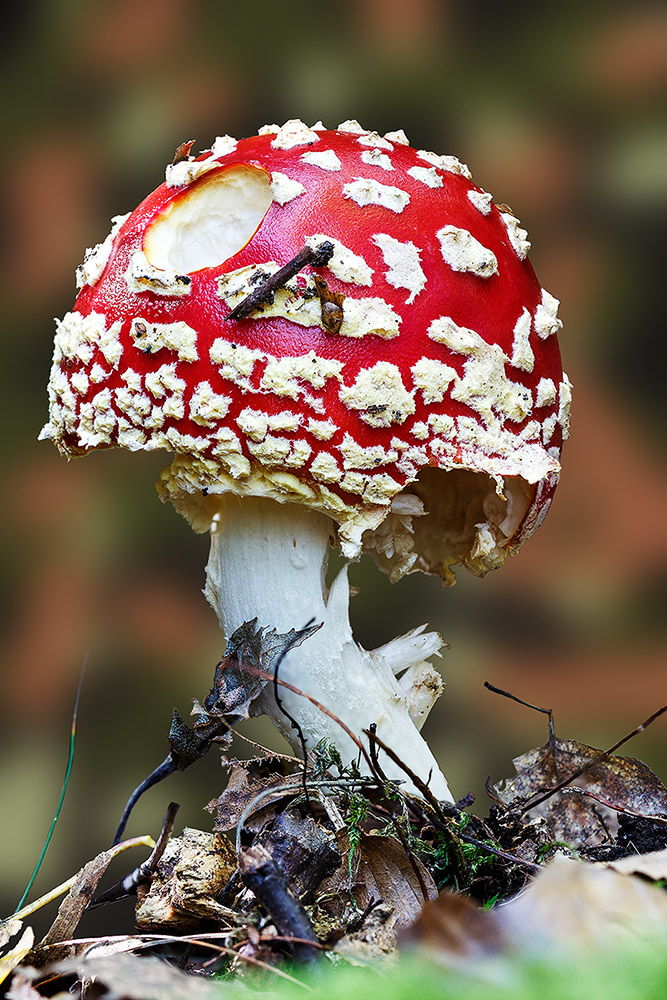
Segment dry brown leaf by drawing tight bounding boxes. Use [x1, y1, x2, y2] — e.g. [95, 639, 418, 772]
[401, 856, 667, 969]
[28, 846, 121, 967]
[602, 846, 667, 880]
[356, 833, 437, 924]
[320, 831, 436, 936]
[493, 738, 667, 850]
[399, 889, 504, 960]
[502, 855, 667, 955]
[206, 759, 297, 832]
[57, 952, 234, 999]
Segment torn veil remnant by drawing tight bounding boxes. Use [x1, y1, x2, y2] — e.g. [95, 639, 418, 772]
[40, 120, 569, 803]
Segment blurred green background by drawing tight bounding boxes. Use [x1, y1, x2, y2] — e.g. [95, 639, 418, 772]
[1, 0, 665, 934]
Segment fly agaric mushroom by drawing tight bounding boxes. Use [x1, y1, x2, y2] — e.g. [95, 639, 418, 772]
[41, 119, 570, 803]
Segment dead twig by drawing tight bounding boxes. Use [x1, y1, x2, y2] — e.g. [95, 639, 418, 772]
[225, 242, 335, 321]
[559, 786, 667, 825]
[361, 728, 457, 824]
[456, 831, 541, 873]
[522, 703, 667, 815]
[239, 845, 320, 965]
[361, 728, 470, 888]
[271, 617, 319, 806]
[244, 664, 377, 775]
[112, 759, 176, 846]
[92, 803, 180, 907]
[484, 681, 556, 748]
[605, 704, 667, 756]
[36, 932, 312, 989]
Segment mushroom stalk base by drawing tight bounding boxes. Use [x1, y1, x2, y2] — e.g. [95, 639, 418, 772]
[204, 495, 453, 802]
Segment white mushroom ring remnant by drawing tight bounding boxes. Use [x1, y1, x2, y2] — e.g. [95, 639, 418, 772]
[41, 119, 570, 803]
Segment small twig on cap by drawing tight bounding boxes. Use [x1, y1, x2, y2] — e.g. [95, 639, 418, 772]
[225, 241, 335, 321]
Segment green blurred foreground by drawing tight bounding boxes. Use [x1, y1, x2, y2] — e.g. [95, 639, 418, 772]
[26, 945, 667, 1000]
[289, 951, 667, 1000]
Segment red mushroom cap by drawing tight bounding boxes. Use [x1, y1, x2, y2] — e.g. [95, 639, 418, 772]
[41, 119, 570, 582]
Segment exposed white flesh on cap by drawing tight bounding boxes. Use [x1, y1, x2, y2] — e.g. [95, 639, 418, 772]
[144, 166, 272, 274]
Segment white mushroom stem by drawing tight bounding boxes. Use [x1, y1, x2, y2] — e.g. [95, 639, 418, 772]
[204, 494, 453, 802]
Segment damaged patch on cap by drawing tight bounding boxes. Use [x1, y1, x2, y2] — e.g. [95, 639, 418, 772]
[344, 178, 410, 213]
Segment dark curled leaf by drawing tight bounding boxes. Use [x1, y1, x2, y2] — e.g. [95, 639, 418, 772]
[259, 806, 341, 897]
[198, 618, 321, 726]
[206, 758, 296, 833]
[114, 620, 320, 843]
[168, 709, 212, 769]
